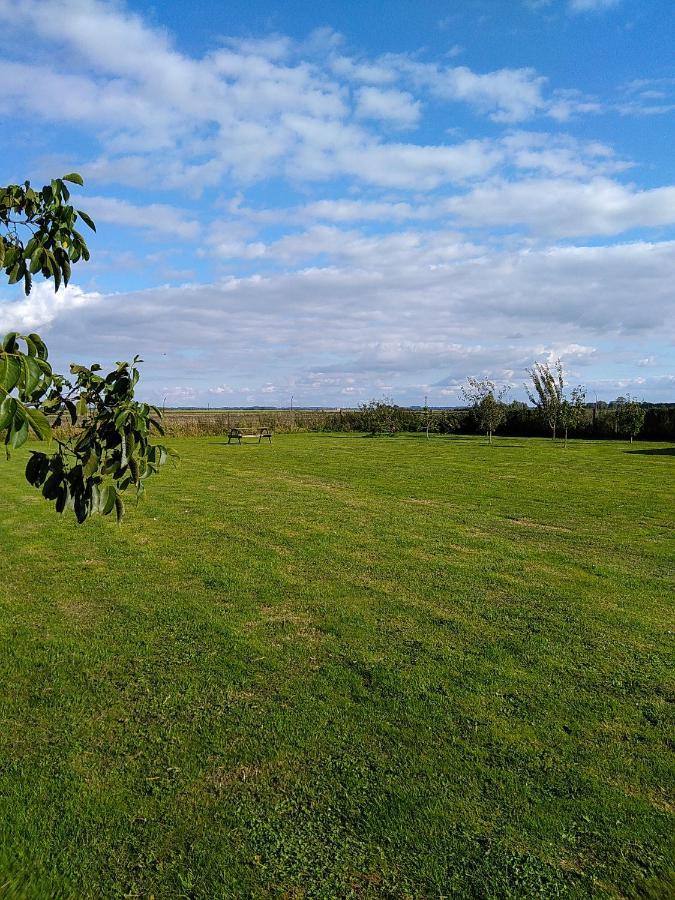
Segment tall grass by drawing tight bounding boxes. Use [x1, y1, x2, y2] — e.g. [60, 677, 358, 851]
[160, 410, 334, 436]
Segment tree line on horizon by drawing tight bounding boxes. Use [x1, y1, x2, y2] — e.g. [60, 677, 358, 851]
[321, 373, 658, 443]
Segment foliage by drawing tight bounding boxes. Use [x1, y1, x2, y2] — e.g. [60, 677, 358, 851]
[1, 332, 172, 522]
[0, 434, 672, 896]
[434, 410, 459, 435]
[461, 377, 508, 443]
[358, 398, 405, 435]
[1, 174, 171, 522]
[525, 359, 565, 439]
[1, 173, 95, 296]
[612, 395, 646, 442]
[421, 397, 433, 438]
[311, 402, 675, 440]
[560, 385, 586, 446]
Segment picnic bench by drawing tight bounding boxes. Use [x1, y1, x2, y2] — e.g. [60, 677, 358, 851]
[227, 427, 273, 444]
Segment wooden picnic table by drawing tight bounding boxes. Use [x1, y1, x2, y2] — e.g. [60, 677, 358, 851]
[227, 427, 273, 444]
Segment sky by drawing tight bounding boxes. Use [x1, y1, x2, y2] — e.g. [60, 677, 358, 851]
[1, 0, 674, 407]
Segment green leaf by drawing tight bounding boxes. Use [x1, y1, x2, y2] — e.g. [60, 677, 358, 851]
[63, 173, 84, 186]
[82, 450, 99, 479]
[114, 493, 125, 523]
[100, 485, 116, 516]
[42, 471, 62, 501]
[55, 485, 69, 515]
[28, 333, 48, 361]
[74, 493, 89, 524]
[25, 406, 52, 441]
[0, 354, 21, 392]
[76, 210, 96, 232]
[7, 263, 22, 285]
[9, 413, 28, 449]
[0, 396, 17, 430]
[64, 399, 78, 425]
[29, 250, 44, 275]
[22, 356, 42, 396]
[25, 452, 49, 487]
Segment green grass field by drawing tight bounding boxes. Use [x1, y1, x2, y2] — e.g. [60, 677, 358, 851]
[1, 434, 673, 898]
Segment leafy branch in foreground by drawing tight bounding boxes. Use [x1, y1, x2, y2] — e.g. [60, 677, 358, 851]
[1, 332, 173, 523]
[1, 173, 95, 296]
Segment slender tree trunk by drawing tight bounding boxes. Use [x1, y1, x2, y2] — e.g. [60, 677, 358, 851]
[630, 434, 633, 444]
[488, 429, 492, 444]
[564, 426, 568, 448]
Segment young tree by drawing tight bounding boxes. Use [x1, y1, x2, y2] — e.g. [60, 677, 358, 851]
[613, 395, 645, 443]
[560, 385, 587, 448]
[1, 175, 171, 522]
[525, 359, 565, 439]
[461, 377, 507, 444]
[421, 395, 433, 439]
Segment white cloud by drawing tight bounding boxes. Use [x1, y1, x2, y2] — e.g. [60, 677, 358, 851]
[0, 0, 619, 197]
[84, 196, 200, 239]
[0, 0, 672, 404]
[0, 282, 101, 333]
[397, 59, 549, 122]
[355, 86, 421, 128]
[4, 238, 673, 404]
[569, 0, 621, 12]
[330, 55, 398, 85]
[444, 178, 675, 237]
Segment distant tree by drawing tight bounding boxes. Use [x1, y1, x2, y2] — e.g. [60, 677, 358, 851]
[1, 174, 171, 522]
[526, 360, 588, 445]
[461, 377, 508, 444]
[436, 410, 458, 435]
[613, 395, 645, 443]
[560, 386, 587, 448]
[359, 399, 398, 435]
[525, 359, 565, 439]
[421, 396, 433, 438]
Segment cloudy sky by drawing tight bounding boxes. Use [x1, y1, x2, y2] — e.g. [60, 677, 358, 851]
[1, 0, 674, 406]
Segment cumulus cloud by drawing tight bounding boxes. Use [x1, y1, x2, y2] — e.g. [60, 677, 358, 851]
[3, 238, 673, 405]
[0, 282, 102, 333]
[444, 178, 675, 237]
[0, 0, 672, 403]
[0, 0, 630, 196]
[355, 86, 421, 128]
[84, 197, 200, 239]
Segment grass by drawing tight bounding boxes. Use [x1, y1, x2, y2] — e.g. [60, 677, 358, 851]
[0, 433, 673, 898]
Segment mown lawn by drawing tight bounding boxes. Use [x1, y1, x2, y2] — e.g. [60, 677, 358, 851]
[0, 434, 673, 898]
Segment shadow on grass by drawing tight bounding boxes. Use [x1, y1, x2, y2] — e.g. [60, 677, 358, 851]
[625, 447, 675, 456]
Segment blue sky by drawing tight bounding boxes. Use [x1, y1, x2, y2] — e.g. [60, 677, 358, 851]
[1, 0, 674, 406]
